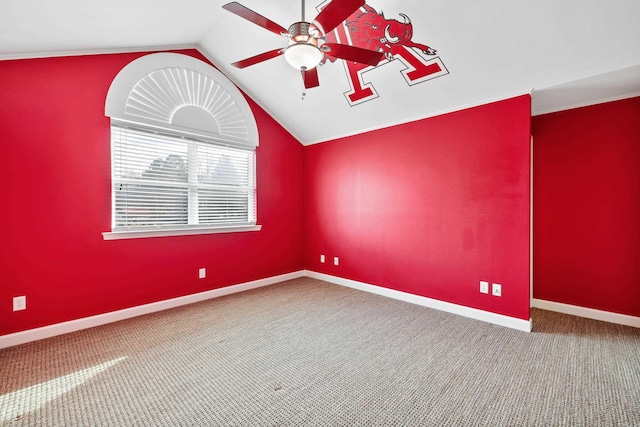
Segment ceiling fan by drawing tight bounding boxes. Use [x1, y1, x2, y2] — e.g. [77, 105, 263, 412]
[222, 0, 384, 89]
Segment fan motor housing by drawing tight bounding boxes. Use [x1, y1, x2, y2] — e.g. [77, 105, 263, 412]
[288, 22, 320, 45]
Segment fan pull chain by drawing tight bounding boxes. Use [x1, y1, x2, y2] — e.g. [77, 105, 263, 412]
[301, 66, 307, 100]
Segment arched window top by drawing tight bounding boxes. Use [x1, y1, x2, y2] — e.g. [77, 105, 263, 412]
[105, 53, 258, 149]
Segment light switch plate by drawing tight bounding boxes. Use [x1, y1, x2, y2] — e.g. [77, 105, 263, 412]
[492, 283, 502, 297]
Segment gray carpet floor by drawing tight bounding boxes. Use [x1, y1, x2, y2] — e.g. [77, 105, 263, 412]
[1, 277, 639, 426]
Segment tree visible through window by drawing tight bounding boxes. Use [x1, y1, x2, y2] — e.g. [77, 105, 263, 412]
[111, 125, 256, 231]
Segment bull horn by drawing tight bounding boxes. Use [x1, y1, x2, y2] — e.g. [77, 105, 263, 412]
[384, 25, 400, 43]
[399, 13, 411, 24]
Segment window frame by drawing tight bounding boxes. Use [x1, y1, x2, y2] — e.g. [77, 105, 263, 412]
[103, 123, 260, 241]
[102, 53, 260, 240]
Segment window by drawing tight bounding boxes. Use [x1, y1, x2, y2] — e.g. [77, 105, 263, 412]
[111, 125, 256, 231]
[103, 53, 260, 240]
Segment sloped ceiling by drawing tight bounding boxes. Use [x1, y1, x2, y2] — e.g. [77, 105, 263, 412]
[1, 0, 639, 145]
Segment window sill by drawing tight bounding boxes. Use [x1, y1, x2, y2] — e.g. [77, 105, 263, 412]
[102, 225, 262, 240]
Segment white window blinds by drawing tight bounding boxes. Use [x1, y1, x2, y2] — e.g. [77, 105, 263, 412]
[111, 125, 256, 230]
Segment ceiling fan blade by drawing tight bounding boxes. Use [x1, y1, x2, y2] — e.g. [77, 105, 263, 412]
[222, 2, 288, 36]
[322, 43, 384, 66]
[302, 67, 320, 89]
[231, 48, 284, 69]
[312, 0, 364, 35]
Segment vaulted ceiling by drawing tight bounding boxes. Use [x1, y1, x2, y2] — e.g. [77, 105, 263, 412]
[2, 0, 639, 145]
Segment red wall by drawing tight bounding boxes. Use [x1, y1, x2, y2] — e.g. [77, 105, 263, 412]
[0, 51, 305, 336]
[0, 51, 536, 338]
[304, 95, 532, 320]
[533, 97, 640, 317]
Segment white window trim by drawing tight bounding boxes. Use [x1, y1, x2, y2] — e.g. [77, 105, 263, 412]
[102, 224, 262, 241]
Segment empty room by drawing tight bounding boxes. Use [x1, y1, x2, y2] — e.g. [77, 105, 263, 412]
[1, 0, 639, 425]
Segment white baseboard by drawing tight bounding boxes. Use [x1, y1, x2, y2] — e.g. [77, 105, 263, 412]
[7, 271, 635, 350]
[0, 270, 305, 350]
[532, 298, 640, 328]
[305, 270, 532, 332]
[2, 268, 547, 349]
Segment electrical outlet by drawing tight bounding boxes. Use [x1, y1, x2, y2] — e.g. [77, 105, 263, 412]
[480, 281, 489, 294]
[199, 268, 206, 279]
[334, 257, 339, 266]
[492, 283, 502, 297]
[320, 254, 325, 263]
[13, 296, 26, 312]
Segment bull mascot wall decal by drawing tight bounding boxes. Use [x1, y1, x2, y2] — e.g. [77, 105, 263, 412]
[319, 2, 449, 106]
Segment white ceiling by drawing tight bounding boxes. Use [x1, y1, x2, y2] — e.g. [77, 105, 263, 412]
[1, 0, 639, 145]
[532, 64, 640, 116]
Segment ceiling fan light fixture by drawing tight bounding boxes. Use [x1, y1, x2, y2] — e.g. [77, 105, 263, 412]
[284, 43, 323, 71]
[224, 0, 382, 85]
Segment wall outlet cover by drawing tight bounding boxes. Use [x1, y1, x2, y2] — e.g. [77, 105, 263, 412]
[13, 296, 26, 311]
[480, 281, 489, 294]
